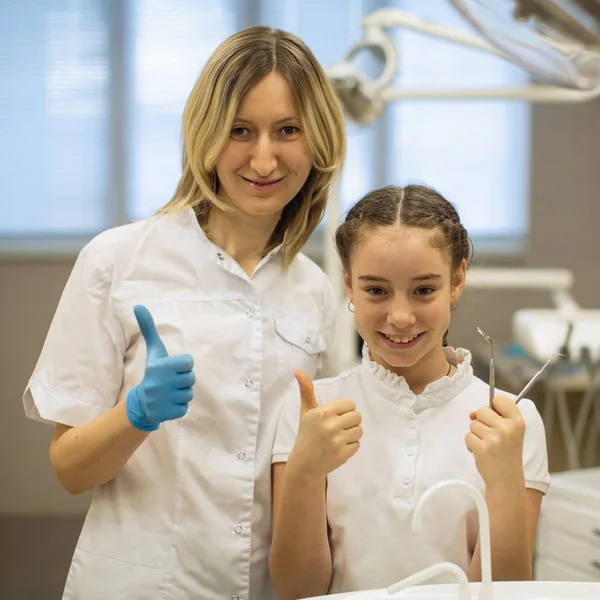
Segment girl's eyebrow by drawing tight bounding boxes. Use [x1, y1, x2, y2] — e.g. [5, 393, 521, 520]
[358, 275, 390, 283]
[358, 273, 443, 282]
[412, 273, 443, 281]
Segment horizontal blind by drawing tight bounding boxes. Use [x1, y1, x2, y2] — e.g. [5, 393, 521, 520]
[0, 0, 111, 236]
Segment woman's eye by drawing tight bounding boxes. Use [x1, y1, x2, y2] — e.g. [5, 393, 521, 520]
[231, 127, 249, 137]
[280, 125, 300, 136]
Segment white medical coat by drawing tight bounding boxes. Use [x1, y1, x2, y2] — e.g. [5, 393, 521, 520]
[23, 208, 339, 600]
[273, 345, 551, 594]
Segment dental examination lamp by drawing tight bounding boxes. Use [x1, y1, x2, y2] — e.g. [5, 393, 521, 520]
[327, 1, 600, 126]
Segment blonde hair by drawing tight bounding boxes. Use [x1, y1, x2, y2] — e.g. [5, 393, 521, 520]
[160, 26, 346, 267]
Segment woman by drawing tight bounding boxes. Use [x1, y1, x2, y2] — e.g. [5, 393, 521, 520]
[23, 25, 346, 600]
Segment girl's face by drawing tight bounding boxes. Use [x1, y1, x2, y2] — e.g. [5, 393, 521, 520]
[344, 225, 466, 384]
[215, 72, 313, 225]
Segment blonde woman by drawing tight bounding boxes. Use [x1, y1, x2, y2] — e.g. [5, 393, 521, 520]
[23, 26, 346, 600]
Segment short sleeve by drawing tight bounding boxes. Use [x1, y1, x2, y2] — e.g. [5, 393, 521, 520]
[272, 382, 302, 464]
[520, 399, 551, 494]
[23, 244, 126, 427]
[316, 274, 341, 379]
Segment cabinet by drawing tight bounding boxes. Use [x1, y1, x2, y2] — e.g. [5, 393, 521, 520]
[534, 468, 600, 582]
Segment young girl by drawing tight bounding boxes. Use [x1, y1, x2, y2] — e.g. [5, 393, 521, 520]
[269, 185, 550, 599]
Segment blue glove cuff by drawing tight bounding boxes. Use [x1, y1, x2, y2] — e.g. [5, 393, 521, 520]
[126, 386, 159, 432]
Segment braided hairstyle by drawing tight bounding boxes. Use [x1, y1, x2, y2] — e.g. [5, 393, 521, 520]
[335, 184, 472, 275]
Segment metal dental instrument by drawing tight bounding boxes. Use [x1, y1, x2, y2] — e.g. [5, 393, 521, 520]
[477, 327, 495, 409]
[514, 353, 565, 404]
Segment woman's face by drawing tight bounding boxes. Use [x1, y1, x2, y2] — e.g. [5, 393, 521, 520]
[215, 72, 313, 223]
[344, 225, 466, 380]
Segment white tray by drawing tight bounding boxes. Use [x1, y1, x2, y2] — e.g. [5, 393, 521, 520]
[513, 309, 600, 363]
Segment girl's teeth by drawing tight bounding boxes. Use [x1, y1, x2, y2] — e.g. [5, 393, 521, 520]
[385, 333, 418, 344]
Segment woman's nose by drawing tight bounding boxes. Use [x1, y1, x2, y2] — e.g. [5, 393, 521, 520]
[249, 135, 277, 177]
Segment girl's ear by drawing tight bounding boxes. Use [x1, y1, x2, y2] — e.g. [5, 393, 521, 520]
[343, 269, 354, 304]
[451, 258, 467, 300]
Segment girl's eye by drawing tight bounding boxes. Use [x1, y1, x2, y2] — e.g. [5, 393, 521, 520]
[366, 288, 386, 296]
[415, 287, 436, 296]
[280, 125, 300, 136]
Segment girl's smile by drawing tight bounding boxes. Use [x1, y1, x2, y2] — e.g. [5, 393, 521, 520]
[378, 330, 425, 349]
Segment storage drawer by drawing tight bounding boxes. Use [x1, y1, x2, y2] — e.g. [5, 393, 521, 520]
[535, 554, 600, 582]
[536, 526, 600, 578]
[540, 495, 600, 546]
[547, 468, 600, 511]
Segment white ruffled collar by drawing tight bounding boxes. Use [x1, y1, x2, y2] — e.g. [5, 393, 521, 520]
[360, 343, 473, 409]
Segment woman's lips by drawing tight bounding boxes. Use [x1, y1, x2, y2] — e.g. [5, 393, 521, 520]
[242, 176, 284, 191]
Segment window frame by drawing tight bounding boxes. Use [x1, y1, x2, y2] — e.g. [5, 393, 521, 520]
[0, 0, 529, 264]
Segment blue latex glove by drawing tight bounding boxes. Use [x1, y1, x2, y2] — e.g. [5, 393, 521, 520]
[126, 305, 195, 431]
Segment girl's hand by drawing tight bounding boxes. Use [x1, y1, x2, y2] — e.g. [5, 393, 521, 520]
[287, 371, 363, 480]
[466, 395, 526, 486]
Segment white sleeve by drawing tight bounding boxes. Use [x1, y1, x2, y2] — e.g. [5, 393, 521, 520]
[23, 244, 126, 427]
[272, 382, 302, 464]
[316, 273, 341, 379]
[519, 399, 551, 494]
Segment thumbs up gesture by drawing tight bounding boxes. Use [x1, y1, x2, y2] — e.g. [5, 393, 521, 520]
[288, 371, 363, 479]
[126, 305, 196, 432]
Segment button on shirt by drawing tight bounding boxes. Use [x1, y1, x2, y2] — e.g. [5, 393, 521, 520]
[22, 208, 340, 600]
[272, 345, 551, 595]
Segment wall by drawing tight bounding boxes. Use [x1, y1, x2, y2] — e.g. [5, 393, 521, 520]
[1, 100, 599, 515]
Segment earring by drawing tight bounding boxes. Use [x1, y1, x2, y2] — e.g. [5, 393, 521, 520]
[450, 298, 459, 311]
[347, 300, 355, 313]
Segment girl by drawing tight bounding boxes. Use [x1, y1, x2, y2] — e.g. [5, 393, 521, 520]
[269, 185, 550, 599]
[22, 26, 345, 600]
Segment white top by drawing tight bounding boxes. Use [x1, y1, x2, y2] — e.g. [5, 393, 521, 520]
[23, 208, 339, 600]
[273, 345, 550, 595]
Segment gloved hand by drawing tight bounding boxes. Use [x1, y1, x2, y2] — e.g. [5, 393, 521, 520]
[126, 305, 195, 431]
